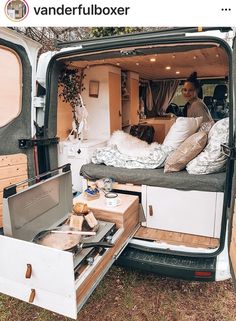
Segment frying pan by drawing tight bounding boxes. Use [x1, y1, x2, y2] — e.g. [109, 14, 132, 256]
[33, 228, 114, 252]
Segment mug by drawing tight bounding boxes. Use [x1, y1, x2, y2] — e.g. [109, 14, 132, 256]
[105, 192, 121, 207]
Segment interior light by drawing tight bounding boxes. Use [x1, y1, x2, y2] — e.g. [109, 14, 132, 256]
[172, 55, 176, 59]
[116, 62, 120, 66]
[193, 56, 197, 60]
[136, 62, 140, 66]
[150, 58, 156, 62]
[176, 71, 180, 74]
[216, 54, 219, 58]
[165, 66, 171, 70]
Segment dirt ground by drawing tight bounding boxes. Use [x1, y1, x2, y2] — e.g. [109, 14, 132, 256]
[0, 265, 236, 321]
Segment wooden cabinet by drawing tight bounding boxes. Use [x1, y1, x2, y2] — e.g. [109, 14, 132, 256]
[122, 71, 139, 127]
[81, 65, 122, 140]
[143, 186, 223, 238]
[140, 116, 175, 143]
[109, 72, 122, 133]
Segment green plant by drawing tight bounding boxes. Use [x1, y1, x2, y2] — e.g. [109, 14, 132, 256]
[58, 66, 86, 138]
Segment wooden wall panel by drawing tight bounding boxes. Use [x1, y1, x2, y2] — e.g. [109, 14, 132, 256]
[0, 154, 28, 227]
[57, 89, 73, 140]
[109, 72, 122, 134]
[140, 117, 175, 144]
[130, 78, 139, 125]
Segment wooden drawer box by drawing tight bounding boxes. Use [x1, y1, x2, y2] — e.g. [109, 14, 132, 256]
[74, 193, 139, 230]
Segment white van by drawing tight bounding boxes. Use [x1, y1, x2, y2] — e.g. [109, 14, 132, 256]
[0, 27, 235, 318]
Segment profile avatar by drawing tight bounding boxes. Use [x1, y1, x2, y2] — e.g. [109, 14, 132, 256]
[5, 0, 29, 21]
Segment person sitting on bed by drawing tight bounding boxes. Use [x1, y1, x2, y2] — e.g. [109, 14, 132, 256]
[182, 72, 213, 122]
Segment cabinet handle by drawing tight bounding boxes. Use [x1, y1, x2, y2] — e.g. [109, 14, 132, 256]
[25, 264, 32, 279]
[29, 289, 36, 303]
[149, 205, 153, 216]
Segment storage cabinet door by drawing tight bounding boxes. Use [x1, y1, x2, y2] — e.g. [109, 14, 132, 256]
[109, 72, 122, 134]
[130, 77, 139, 125]
[146, 186, 217, 237]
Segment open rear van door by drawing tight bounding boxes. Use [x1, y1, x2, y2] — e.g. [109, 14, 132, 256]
[0, 28, 41, 227]
[228, 34, 236, 284]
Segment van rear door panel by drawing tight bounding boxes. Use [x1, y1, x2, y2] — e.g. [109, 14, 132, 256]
[228, 34, 236, 285]
[0, 29, 40, 227]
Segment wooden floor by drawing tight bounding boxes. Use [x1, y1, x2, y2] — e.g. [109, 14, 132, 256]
[134, 226, 219, 249]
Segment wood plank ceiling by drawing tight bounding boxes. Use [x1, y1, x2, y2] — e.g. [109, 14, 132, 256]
[69, 45, 229, 80]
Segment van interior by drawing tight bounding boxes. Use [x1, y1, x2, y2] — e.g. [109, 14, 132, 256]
[44, 36, 230, 256]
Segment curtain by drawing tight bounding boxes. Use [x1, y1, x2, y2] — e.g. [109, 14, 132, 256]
[146, 80, 179, 117]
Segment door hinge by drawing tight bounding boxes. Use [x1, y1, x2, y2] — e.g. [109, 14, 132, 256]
[221, 144, 236, 160]
[18, 137, 59, 149]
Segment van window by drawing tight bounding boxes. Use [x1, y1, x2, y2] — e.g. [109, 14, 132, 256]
[172, 82, 228, 106]
[0, 46, 22, 127]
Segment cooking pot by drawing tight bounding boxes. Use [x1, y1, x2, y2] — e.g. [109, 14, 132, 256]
[33, 228, 114, 252]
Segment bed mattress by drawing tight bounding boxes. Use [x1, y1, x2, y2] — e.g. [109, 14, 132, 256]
[80, 163, 226, 192]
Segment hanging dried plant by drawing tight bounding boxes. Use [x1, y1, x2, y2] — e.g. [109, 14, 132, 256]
[58, 66, 86, 138]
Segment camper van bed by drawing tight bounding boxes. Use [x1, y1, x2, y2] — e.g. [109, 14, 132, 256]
[80, 163, 226, 192]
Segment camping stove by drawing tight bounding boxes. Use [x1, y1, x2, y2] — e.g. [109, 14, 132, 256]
[73, 221, 116, 278]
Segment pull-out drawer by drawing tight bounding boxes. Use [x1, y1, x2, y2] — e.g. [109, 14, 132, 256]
[0, 235, 77, 318]
[0, 205, 139, 319]
[144, 186, 223, 237]
[0, 168, 139, 319]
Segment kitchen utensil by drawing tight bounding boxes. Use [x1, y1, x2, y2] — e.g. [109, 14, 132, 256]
[33, 228, 113, 252]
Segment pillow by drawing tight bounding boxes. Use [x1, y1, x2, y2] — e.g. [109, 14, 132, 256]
[198, 120, 215, 133]
[186, 117, 229, 175]
[164, 132, 208, 173]
[163, 116, 203, 150]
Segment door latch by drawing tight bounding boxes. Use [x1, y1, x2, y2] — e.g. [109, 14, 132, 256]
[19, 137, 59, 149]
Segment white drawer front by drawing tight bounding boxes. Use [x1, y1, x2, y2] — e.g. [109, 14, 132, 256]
[0, 278, 77, 319]
[0, 235, 76, 318]
[146, 186, 218, 237]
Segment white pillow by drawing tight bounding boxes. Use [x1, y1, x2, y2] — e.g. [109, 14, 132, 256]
[186, 117, 229, 175]
[163, 117, 203, 150]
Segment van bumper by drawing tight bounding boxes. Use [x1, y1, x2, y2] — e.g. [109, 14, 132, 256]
[117, 246, 216, 282]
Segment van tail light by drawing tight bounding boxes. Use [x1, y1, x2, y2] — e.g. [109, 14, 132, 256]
[194, 271, 212, 278]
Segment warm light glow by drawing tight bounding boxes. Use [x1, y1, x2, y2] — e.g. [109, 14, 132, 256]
[176, 71, 180, 74]
[172, 55, 176, 59]
[116, 62, 120, 66]
[136, 62, 140, 66]
[150, 58, 156, 62]
[165, 66, 171, 70]
[193, 56, 197, 60]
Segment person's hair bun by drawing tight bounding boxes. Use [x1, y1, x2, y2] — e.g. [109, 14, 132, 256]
[188, 72, 198, 82]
